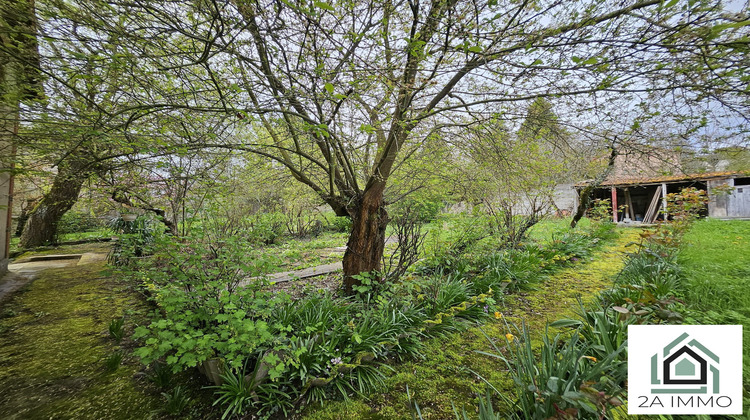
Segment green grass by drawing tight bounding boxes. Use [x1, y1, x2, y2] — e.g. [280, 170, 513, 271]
[678, 218, 750, 411]
[526, 217, 590, 243]
[58, 228, 112, 242]
[679, 219, 750, 316]
[10, 228, 112, 253]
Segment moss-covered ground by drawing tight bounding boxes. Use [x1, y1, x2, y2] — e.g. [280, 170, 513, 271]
[302, 228, 641, 420]
[0, 252, 198, 419]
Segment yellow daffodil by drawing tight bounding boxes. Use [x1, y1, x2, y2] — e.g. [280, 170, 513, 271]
[494, 312, 503, 319]
[505, 333, 515, 342]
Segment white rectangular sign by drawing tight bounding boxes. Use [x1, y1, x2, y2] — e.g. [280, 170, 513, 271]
[628, 325, 743, 415]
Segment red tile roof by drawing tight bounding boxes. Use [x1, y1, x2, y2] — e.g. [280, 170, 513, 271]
[576, 171, 749, 188]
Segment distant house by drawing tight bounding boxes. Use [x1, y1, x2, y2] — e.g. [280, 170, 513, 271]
[574, 151, 750, 222]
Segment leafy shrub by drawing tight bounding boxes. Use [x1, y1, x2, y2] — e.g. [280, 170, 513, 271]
[246, 212, 285, 245]
[107, 216, 157, 266]
[133, 287, 279, 372]
[587, 198, 612, 221]
[328, 215, 352, 233]
[392, 196, 444, 223]
[58, 211, 103, 234]
[665, 187, 707, 225]
[131, 230, 286, 372]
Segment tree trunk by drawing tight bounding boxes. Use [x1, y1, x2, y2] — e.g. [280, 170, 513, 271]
[570, 146, 618, 228]
[19, 162, 87, 247]
[14, 198, 38, 236]
[570, 185, 595, 228]
[341, 184, 389, 295]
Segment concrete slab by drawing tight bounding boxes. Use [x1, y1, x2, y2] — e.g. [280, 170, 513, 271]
[241, 262, 343, 287]
[8, 259, 80, 273]
[0, 271, 34, 303]
[26, 254, 82, 262]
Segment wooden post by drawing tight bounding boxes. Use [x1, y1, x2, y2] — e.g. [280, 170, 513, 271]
[661, 183, 668, 220]
[611, 187, 618, 223]
[624, 188, 635, 220]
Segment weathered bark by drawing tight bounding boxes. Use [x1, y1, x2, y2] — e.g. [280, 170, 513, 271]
[341, 184, 389, 295]
[570, 146, 618, 228]
[570, 185, 595, 228]
[19, 162, 87, 247]
[325, 196, 350, 218]
[14, 198, 38, 236]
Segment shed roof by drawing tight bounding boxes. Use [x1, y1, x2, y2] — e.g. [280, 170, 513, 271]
[575, 170, 749, 188]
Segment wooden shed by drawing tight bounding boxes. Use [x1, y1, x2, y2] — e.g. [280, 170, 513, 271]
[576, 171, 750, 223]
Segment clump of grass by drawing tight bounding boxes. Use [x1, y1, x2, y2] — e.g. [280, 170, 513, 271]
[104, 351, 124, 372]
[161, 386, 190, 416]
[108, 317, 125, 342]
[146, 361, 173, 389]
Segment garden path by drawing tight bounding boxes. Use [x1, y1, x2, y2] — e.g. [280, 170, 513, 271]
[0, 252, 108, 302]
[0, 253, 165, 419]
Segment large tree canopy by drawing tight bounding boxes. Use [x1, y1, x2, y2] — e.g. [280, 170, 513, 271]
[16, 0, 750, 291]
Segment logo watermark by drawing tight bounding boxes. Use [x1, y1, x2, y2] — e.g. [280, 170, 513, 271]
[628, 325, 742, 415]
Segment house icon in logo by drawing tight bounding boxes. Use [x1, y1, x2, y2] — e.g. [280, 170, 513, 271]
[651, 332, 720, 394]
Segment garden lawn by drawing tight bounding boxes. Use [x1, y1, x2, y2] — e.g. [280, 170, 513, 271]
[678, 218, 750, 411]
[526, 217, 590, 243]
[302, 228, 641, 419]
[0, 254, 209, 419]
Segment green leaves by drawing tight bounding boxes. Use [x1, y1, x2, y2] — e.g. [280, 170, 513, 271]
[314, 1, 334, 11]
[571, 56, 599, 65]
[359, 124, 375, 134]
